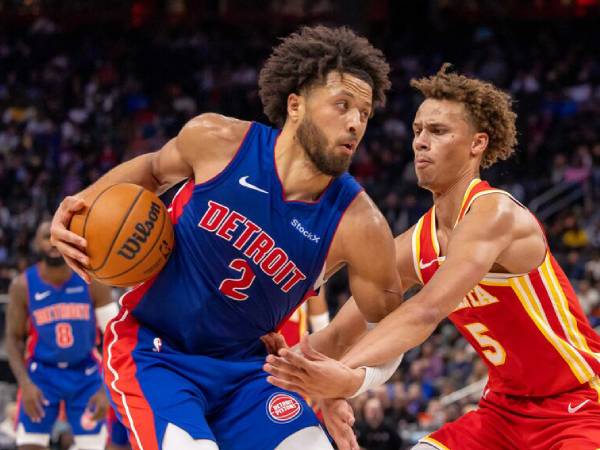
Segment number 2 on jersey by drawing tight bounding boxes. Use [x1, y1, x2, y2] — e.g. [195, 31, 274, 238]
[219, 258, 256, 301]
[55, 322, 74, 348]
[464, 322, 506, 366]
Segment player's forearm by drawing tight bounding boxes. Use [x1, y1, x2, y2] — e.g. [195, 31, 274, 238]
[308, 327, 348, 359]
[340, 297, 440, 368]
[5, 338, 32, 387]
[77, 153, 160, 200]
[309, 304, 368, 359]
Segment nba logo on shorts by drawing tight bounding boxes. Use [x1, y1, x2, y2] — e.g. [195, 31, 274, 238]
[266, 393, 302, 424]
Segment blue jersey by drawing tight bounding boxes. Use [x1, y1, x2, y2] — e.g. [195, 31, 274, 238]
[25, 265, 97, 366]
[124, 122, 362, 359]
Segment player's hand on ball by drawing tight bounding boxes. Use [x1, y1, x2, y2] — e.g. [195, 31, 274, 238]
[264, 334, 364, 399]
[87, 387, 109, 421]
[21, 381, 49, 423]
[320, 398, 358, 450]
[260, 332, 288, 355]
[50, 196, 91, 283]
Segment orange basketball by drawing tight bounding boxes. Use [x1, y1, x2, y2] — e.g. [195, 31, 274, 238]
[69, 183, 174, 287]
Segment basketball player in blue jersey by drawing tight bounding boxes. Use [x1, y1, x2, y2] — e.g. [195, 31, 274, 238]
[49, 26, 403, 450]
[6, 221, 120, 450]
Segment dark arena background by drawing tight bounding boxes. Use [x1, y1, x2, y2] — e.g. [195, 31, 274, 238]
[0, 1, 599, 449]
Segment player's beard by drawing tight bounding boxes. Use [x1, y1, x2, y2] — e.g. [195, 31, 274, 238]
[296, 115, 352, 177]
[41, 251, 66, 267]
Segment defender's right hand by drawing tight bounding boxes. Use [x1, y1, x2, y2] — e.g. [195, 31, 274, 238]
[21, 381, 49, 423]
[50, 196, 91, 283]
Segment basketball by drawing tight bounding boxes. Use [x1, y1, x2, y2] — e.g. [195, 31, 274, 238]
[69, 183, 174, 287]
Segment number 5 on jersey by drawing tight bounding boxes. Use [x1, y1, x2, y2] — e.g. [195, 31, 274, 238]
[464, 322, 506, 366]
[219, 259, 256, 301]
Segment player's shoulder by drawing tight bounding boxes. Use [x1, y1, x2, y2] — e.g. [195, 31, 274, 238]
[468, 190, 527, 222]
[339, 191, 390, 240]
[466, 190, 537, 236]
[8, 272, 28, 301]
[177, 113, 252, 153]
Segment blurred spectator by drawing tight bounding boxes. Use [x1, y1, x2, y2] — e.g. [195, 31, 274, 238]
[577, 280, 600, 316]
[355, 397, 403, 450]
[562, 215, 589, 250]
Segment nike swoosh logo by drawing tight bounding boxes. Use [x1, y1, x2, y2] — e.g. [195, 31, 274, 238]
[239, 176, 268, 194]
[419, 258, 438, 270]
[568, 399, 590, 414]
[34, 290, 51, 301]
[84, 366, 98, 376]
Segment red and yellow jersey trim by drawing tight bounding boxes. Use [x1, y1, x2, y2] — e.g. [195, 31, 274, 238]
[509, 261, 596, 383]
[411, 178, 600, 387]
[420, 435, 451, 450]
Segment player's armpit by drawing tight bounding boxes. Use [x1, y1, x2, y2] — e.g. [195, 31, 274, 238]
[394, 224, 421, 289]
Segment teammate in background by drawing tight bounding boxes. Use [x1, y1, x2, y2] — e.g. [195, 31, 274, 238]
[264, 65, 600, 449]
[279, 290, 330, 347]
[5, 221, 118, 450]
[50, 26, 402, 450]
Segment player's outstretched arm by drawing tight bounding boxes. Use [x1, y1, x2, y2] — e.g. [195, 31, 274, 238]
[50, 113, 250, 281]
[264, 198, 528, 399]
[5, 275, 49, 422]
[341, 194, 518, 369]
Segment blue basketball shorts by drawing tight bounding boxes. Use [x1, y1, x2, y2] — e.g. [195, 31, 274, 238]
[104, 309, 321, 450]
[17, 358, 105, 436]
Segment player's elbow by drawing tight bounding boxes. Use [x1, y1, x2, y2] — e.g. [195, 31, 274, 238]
[411, 301, 445, 330]
[4, 334, 20, 355]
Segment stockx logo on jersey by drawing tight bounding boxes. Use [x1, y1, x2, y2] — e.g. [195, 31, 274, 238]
[290, 219, 320, 243]
[198, 201, 307, 293]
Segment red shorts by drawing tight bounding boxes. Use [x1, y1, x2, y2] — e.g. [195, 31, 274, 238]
[420, 377, 600, 450]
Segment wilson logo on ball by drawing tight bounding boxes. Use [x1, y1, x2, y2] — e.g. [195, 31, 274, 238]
[266, 393, 302, 423]
[117, 202, 162, 260]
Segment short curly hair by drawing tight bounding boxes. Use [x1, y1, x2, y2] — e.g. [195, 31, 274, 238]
[259, 26, 391, 128]
[410, 64, 518, 168]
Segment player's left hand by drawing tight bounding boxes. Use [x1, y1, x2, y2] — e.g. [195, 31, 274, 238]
[264, 334, 364, 399]
[260, 332, 288, 355]
[320, 398, 359, 450]
[87, 388, 109, 421]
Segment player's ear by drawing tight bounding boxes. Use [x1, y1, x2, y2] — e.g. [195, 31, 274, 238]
[287, 93, 304, 124]
[471, 132, 489, 160]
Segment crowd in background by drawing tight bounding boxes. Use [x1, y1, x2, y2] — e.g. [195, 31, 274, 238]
[1, 2, 600, 448]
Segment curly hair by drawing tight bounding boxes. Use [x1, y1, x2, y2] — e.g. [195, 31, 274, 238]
[410, 64, 518, 168]
[259, 26, 391, 128]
